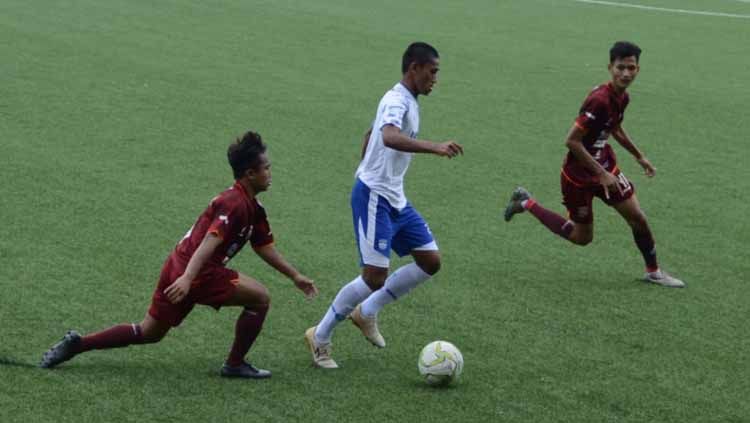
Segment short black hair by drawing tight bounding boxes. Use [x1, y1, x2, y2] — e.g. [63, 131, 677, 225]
[401, 42, 439, 74]
[227, 131, 267, 179]
[610, 41, 642, 63]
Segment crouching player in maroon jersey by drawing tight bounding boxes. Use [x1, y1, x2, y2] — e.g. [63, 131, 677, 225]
[40, 131, 319, 377]
[504, 41, 684, 288]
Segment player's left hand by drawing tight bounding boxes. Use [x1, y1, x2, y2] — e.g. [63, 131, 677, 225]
[293, 274, 319, 299]
[433, 141, 464, 158]
[637, 157, 656, 177]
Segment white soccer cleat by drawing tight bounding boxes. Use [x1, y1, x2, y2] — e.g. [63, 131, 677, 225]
[644, 270, 685, 288]
[304, 326, 339, 369]
[350, 304, 386, 348]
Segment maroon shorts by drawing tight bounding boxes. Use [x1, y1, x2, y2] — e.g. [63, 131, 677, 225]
[560, 168, 635, 224]
[148, 254, 240, 327]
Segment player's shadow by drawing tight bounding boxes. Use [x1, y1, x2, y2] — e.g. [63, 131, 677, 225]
[410, 379, 462, 391]
[0, 355, 37, 368]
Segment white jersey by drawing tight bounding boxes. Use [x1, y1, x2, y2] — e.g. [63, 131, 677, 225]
[355, 82, 420, 210]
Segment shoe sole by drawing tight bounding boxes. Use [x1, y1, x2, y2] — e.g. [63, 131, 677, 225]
[644, 278, 685, 288]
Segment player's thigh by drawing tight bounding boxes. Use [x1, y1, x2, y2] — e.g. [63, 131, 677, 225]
[411, 250, 442, 275]
[224, 273, 270, 307]
[612, 194, 649, 230]
[561, 174, 595, 225]
[147, 256, 196, 328]
[351, 181, 395, 268]
[392, 205, 436, 255]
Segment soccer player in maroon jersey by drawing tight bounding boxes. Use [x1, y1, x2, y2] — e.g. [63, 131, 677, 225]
[40, 131, 319, 377]
[504, 41, 684, 288]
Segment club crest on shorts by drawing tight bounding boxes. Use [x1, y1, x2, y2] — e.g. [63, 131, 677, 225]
[378, 239, 388, 250]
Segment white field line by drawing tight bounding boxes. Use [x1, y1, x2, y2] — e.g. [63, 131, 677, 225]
[572, 0, 750, 19]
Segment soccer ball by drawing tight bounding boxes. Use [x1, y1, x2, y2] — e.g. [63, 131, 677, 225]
[418, 340, 464, 386]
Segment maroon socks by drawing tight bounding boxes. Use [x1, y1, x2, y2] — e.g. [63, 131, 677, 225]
[525, 199, 574, 239]
[226, 305, 269, 367]
[632, 228, 658, 272]
[79, 324, 145, 352]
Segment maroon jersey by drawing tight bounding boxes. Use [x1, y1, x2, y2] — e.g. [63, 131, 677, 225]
[562, 82, 629, 186]
[173, 182, 273, 268]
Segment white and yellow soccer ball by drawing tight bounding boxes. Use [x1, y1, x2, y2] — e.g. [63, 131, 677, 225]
[418, 340, 464, 386]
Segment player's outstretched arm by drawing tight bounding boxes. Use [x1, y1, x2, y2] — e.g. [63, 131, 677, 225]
[565, 124, 622, 199]
[381, 125, 463, 158]
[164, 233, 223, 304]
[611, 126, 656, 177]
[253, 244, 318, 299]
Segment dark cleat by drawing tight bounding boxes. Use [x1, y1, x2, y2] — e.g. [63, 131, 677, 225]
[220, 361, 272, 379]
[40, 330, 82, 368]
[504, 187, 532, 222]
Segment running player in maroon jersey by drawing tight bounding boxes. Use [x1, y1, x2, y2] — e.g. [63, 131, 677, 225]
[504, 41, 684, 288]
[40, 131, 319, 377]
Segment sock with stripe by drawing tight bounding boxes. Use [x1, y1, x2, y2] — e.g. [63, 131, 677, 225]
[360, 263, 431, 318]
[226, 304, 269, 367]
[523, 199, 575, 239]
[78, 323, 145, 352]
[315, 276, 372, 344]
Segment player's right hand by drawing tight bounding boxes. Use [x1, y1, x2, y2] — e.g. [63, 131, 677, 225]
[637, 156, 656, 177]
[293, 274, 319, 300]
[434, 141, 463, 158]
[599, 171, 623, 200]
[164, 275, 192, 304]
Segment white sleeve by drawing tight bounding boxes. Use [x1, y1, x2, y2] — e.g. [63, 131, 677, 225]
[380, 95, 407, 130]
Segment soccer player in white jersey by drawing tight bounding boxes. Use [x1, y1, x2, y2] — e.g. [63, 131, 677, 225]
[305, 42, 463, 368]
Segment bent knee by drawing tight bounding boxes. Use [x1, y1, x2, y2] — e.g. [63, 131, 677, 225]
[569, 234, 593, 246]
[140, 326, 168, 343]
[416, 256, 441, 275]
[251, 286, 271, 308]
[141, 332, 166, 344]
[258, 288, 271, 306]
[362, 266, 388, 289]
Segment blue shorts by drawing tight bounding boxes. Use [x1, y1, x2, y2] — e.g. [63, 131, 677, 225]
[351, 179, 438, 268]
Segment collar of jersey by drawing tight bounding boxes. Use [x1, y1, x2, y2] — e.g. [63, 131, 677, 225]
[233, 181, 254, 203]
[397, 82, 418, 101]
[605, 82, 627, 102]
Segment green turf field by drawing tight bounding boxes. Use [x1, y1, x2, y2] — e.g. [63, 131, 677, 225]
[2, 0, 749, 421]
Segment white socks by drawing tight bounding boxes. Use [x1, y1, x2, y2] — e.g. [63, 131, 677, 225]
[360, 263, 431, 318]
[315, 276, 372, 344]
